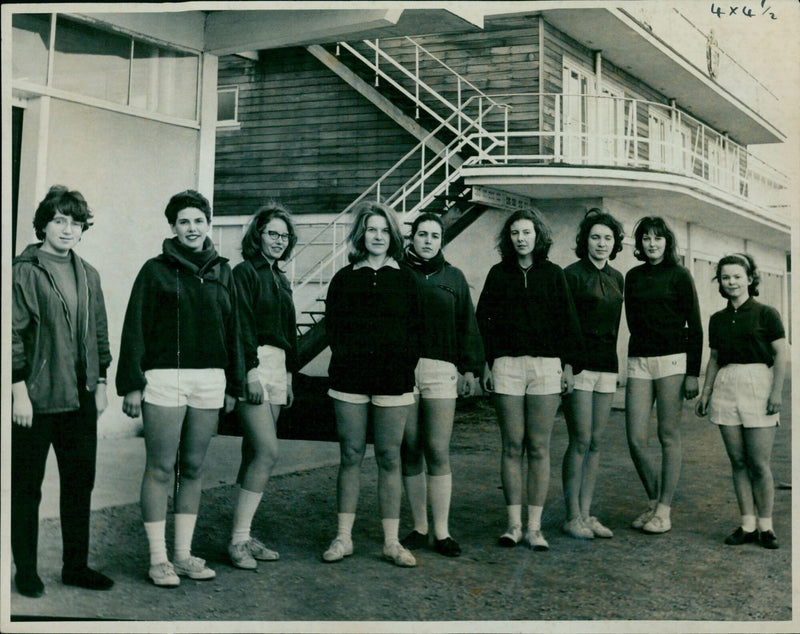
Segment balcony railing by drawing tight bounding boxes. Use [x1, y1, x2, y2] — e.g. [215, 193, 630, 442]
[460, 93, 788, 215]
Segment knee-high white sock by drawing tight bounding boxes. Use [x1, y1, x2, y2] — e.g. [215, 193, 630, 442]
[173, 513, 197, 562]
[428, 474, 452, 540]
[507, 504, 522, 530]
[382, 518, 400, 545]
[231, 487, 263, 545]
[403, 473, 429, 534]
[144, 520, 168, 566]
[336, 512, 356, 541]
[527, 505, 543, 532]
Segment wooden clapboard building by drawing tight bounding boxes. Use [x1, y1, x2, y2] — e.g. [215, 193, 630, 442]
[213, 7, 790, 383]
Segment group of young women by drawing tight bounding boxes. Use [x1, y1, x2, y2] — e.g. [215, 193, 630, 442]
[114, 191, 785, 586]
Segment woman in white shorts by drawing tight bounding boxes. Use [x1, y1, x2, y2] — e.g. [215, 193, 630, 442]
[399, 213, 484, 558]
[561, 209, 625, 540]
[322, 202, 423, 567]
[117, 191, 243, 586]
[695, 254, 787, 549]
[624, 217, 703, 534]
[227, 203, 298, 569]
[476, 209, 585, 551]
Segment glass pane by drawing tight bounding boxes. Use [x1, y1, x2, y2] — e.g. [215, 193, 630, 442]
[52, 16, 130, 105]
[131, 42, 198, 120]
[12, 14, 51, 85]
[217, 89, 236, 121]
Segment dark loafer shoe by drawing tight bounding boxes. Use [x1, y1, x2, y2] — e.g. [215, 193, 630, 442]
[724, 527, 758, 545]
[400, 530, 430, 550]
[434, 536, 462, 557]
[759, 529, 779, 550]
[62, 566, 114, 590]
[15, 570, 45, 598]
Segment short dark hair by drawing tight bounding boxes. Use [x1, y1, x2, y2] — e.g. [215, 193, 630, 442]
[714, 253, 760, 298]
[241, 202, 297, 261]
[33, 186, 93, 240]
[409, 212, 444, 240]
[575, 208, 624, 261]
[632, 216, 680, 265]
[497, 208, 553, 263]
[164, 190, 211, 225]
[347, 201, 404, 264]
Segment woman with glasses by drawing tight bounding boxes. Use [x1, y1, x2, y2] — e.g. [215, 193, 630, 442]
[227, 203, 298, 569]
[322, 201, 422, 567]
[117, 190, 243, 587]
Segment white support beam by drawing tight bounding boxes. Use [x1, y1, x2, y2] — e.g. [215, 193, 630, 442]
[204, 8, 403, 55]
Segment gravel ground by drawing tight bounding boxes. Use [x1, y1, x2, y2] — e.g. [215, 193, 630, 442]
[8, 379, 792, 631]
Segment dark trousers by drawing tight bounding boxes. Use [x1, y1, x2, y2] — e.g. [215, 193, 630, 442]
[11, 387, 97, 574]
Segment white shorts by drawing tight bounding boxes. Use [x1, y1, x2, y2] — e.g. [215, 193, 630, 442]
[328, 389, 416, 407]
[627, 353, 686, 380]
[244, 345, 288, 405]
[492, 356, 562, 396]
[414, 358, 458, 400]
[143, 368, 226, 409]
[710, 363, 779, 428]
[573, 370, 618, 394]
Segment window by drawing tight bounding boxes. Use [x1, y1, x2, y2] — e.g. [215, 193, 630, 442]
[131, 42, 198, 119]
[12, 14, 51, 85]
[217, 86, 239, 126]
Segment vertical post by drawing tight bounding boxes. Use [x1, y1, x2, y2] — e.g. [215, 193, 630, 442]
[374, 39, 379, 86]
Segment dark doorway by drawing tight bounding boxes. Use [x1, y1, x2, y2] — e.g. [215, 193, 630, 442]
[12, 106, 23, 255]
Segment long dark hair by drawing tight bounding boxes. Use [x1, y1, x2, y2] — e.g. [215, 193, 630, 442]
[632, 216, 679, 265]
[347, 201, 404, 264]
[575, 208, 624, 261]
[714, 253, 760, 298]
[497, 208, 552, 263]
[241, 202, 297, 261]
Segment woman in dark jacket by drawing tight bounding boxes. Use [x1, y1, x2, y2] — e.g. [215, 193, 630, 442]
[227, 203, 298, 570]
[399, 213, 484, 558]
[624, 216, 702, 535]
[561, 209, 625, 540]
[322, 201, 422, 568]
[117, 190, 243, 587]
[476, 208, 584, 552]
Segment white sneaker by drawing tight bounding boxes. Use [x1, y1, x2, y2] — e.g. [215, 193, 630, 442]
[562, 517, 594, 539]
[631, 507, 656, 529]
[525, 529, 550, 551]
[642, 514, 671, 534]
[148, 561, 180, 587]
[497, 525, 523, 547]
[173, 555, 216, 580]
[228, 540, 257, 570]
[248, 537, 279, 561]
[322, 536, 353, 563]
[583, 515, 614, 538]
[382, 541, 417, 567]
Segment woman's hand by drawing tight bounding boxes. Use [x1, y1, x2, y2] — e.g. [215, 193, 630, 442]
[285, 381, 294, 409]
[481, 363, 494, 393]
[694, 392, 710, 417]
[683, 376, 699, 400]
[95, 383, 108, 418]
[767, 388, 782, 415]
[122, 390, 143, 418]
[459, 372, 478, 397]
[246, 379, 265, 405]
[561, 365, 574, 395]
[224, 394, 237, 414]
[12, 382, 33, 427]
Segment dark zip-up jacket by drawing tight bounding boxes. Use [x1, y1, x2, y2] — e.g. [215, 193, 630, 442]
[476, 258, 585, 373]
[233, 255, 298, 374]
[12, 243, 111, 413]
[564, 258, 624, 373]
[326, 259, 422, 396]
[116, 237, 244, 398]
[404, 259, 484, 376]
[625, 261, 703, 377]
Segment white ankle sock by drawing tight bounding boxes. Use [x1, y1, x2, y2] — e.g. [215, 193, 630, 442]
[403, 473, 428, 534]
[527, 505, 543, 532]
[429, 474, 452, 540]
[507, 504, 522, 530]
[382, 518, 400, 545]
[757, 517, 773, 532]
[144, 520, 168, 566]
[336, 512, 355, 541]
[742, 514, 757, 532]
[173, 513, 197, 562]
[231, 487, 263, 545]
[655, 503, 671, 519]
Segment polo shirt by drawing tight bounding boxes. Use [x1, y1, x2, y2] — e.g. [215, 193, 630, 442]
[708, 297, 784, 367]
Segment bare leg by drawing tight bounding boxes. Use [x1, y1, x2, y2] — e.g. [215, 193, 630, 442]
[653, 374, 685, 507]
[333, 400, 368, 514]
[524, 394, 561, 507]
[493, 394, 526, 506]
[625, 378, 659, 500]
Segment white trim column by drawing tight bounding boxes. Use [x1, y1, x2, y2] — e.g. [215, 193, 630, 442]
[197, 52, 218, 206]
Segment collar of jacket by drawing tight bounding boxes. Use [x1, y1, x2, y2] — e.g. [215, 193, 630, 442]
[580, 257, 611, 274]
[159, 237, 226, 279]
[251, 253, 285, 273]
[353, 257, 400, 271]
